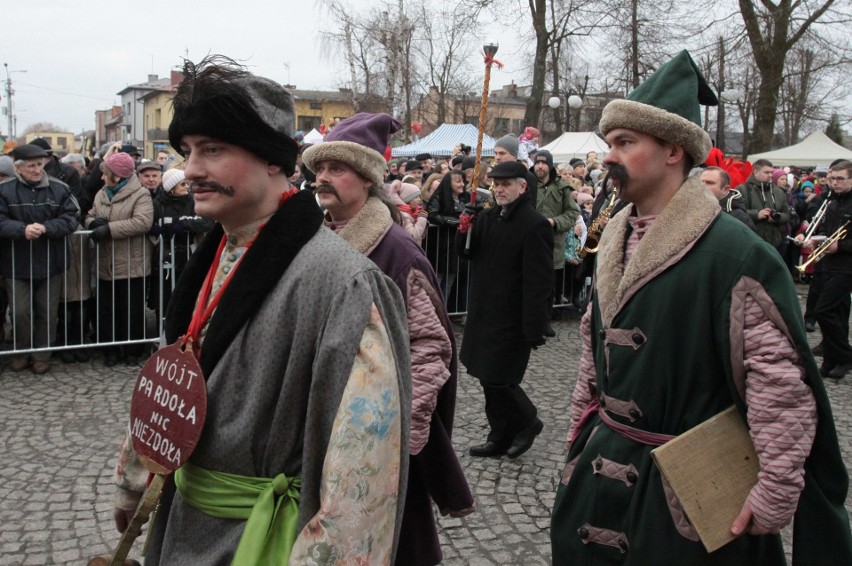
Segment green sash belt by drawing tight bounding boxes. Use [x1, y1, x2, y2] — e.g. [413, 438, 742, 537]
[174, 461, 302, 565]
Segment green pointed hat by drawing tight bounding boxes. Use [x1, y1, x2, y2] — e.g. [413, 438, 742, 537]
[599, 50, 718, 164]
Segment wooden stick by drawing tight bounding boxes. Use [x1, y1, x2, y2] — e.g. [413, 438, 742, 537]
[466, 45, 499, 251]
[87, 473, 166, 566]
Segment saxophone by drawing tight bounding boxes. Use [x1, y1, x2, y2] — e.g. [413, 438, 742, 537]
[578, 193, 617, 258]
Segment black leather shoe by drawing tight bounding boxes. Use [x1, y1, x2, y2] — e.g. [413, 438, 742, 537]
[820, 362, 836, 376]
[104, 354, 119, 367]
[507, 418, 544, 459]
[812, 343, 824, 357]
[827, 362, 852, 379]
[805, 320, 816, 332]
[469, 441, 509, 458]
[59, 351, 76, 364]
[544, 323, 556, 338]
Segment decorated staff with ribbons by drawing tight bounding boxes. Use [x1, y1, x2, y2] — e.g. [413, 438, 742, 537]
[551, 51, 852, 564]
[110, 55, 411, 565]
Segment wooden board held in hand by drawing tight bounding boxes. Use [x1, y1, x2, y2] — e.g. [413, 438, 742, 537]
[651, 406, 759, 553]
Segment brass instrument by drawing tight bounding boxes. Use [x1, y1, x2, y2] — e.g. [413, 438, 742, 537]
[790, 197, 829, 246]
[579, 193, 617, 258]
[796, 221, 849, 273]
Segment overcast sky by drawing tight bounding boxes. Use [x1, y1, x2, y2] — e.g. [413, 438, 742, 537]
[4, 0, 526, 138]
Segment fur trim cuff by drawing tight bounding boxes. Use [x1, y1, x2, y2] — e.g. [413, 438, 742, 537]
[600, 100, 712, 165]
[302, 141, 386, 189]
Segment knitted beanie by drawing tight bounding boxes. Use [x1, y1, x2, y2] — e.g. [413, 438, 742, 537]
[771, 169, 786, 185]
[162, 169, 186, 193]
[398, 182, 421, 203]
[495, 134, 520, 157]
[599, 50, 718, 164]
[103, 152, 137, 179]
[302, 113, 401, 188]
[0, 155, 14, 178]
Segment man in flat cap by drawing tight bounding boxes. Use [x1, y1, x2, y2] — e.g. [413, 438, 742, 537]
[0, 144, 79, 373]
[551, 50, 852, 564]
[416, 152, 434, 176]
[303, 112, 474, 566]
[111, 56, 411, 565]
[136, 161, 163, 198]
[458, 160, 553, 459]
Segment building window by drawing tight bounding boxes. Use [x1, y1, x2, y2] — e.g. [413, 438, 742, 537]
[465, 115, 478, 127]
[56, 137, 67, 149]
[310, 102, 322, 110]
[511, 119, 524, 134]
[298, 116, 322, 132]
[493, 118, 510, 137]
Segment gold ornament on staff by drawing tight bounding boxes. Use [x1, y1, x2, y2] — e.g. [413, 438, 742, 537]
[465, 42, 502, 251]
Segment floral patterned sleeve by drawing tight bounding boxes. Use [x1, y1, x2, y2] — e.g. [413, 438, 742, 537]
[289, 304, 403, 566]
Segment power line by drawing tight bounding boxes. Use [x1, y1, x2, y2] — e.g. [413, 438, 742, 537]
[15, 81, 113, 101]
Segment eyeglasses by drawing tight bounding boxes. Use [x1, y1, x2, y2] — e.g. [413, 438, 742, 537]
[829, 176, 850, 182]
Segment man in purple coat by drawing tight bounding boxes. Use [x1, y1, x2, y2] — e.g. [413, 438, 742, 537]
[303, 113, 475, 566]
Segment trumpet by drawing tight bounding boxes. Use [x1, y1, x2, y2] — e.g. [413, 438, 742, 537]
[796, 220, 849, 273]
[797, 198, 830, 244]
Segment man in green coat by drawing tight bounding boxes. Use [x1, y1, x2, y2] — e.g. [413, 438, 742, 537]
[533, 149, 580, 325]
[551, 50, 852, 565]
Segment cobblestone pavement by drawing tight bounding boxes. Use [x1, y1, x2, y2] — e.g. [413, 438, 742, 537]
[1, 285, 850, 565]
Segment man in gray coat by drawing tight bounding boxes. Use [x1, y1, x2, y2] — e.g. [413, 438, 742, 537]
[111, 56, 411, 565]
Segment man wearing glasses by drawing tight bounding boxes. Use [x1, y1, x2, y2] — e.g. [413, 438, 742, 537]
[808, 160, 852, 377]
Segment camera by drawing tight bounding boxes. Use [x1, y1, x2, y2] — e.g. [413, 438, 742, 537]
[770, 210, 781, 221]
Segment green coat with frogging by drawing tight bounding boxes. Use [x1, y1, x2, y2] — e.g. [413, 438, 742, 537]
[551, 177, 851, 565]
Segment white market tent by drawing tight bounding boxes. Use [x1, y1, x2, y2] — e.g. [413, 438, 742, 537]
[539, 131, 609, 164]
[746, 131, 852, 167]
[303, 128, 324, 144]
[392, 124, 496, 158]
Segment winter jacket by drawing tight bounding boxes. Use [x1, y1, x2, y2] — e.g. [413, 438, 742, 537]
[819, 189, 852, 274]
[458, 191, 554, 385]
[536, 174, 580, 268]
[740, 176, 791, 247]
[719, 188, 755, 231]
[86, 174, 154, 280]
[0, 172, 79, 279]
[45, 156, 87, 216]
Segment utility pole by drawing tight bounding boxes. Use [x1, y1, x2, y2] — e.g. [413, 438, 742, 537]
[4, 63, 26, 140]
[4, 63, 12, 140]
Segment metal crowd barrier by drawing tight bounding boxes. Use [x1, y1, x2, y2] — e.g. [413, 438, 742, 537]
[0, 224, 582, 357]
[420, 223, 583, 317]
[0, 230, 194, 357]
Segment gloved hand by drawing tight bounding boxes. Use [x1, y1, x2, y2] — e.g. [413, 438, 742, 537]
[171, 219, 186, 236]
[90, 224, 111, 242]
[88, 217, 109, 230]
[464, 202, 483, 216]
[527, 336, 547, 350]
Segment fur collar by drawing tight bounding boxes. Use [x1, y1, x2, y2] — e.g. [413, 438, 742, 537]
[595, 176, 720, 327]
[334, 196, 393, 255]
[164, 189, 323, 378]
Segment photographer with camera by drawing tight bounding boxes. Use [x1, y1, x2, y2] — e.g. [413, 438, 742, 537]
[739, 158, 792, 255]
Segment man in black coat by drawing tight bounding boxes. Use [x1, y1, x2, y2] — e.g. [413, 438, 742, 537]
[457, 160, 553, 458]
[700, 166, 755, 230]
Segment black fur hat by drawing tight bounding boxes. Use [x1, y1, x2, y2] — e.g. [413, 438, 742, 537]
[169, 55, 299, 176]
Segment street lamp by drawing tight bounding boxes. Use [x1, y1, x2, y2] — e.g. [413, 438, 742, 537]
[566, 94, 583, 132]
[715, 86, 742, 154]
[4, 63, 27, 140]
